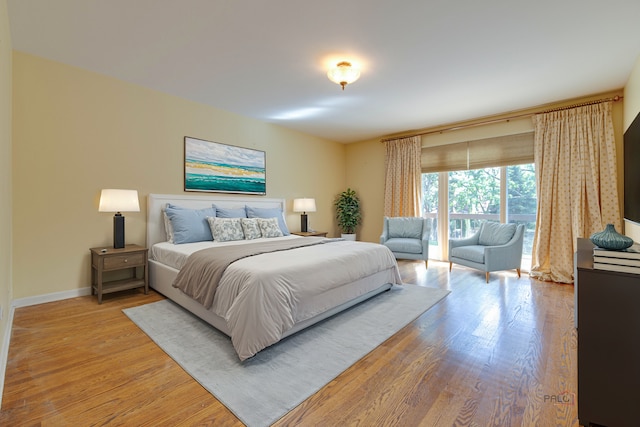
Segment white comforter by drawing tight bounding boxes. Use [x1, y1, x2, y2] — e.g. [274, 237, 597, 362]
[187, 238, 402, 360]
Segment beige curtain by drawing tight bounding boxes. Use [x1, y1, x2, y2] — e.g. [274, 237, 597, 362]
[383, 136, 422, 217]
[531, 102, 620, 283]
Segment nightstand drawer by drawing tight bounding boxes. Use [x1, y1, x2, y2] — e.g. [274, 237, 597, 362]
[103, 253, 145, 270]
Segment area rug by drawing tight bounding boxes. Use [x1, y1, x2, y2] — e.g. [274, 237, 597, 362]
[123, 284, 449, 427]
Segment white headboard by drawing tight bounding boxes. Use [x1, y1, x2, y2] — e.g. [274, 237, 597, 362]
[147, 193, 287, 248]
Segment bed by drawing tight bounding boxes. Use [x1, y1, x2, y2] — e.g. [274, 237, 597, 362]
[146, 193, 403, 360]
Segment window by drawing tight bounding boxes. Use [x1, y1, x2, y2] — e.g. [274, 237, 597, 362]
[422, 172, 439, 247]
[449, 167, 500, 239]
[422, 164, 536, 271]
[420, 128, 536, 269]
[506, 164, 536, 267]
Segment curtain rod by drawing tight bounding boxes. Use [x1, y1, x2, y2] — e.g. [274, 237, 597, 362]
[380, 95, 623, 142]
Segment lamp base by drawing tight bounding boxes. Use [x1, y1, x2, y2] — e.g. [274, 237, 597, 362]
[300, 213, 308, 233]
[113, 213, 125, 249]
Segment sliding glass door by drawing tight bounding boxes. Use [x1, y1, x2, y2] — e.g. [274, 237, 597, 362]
[422, 163, 536, 271]
[505, 164, 536, 271]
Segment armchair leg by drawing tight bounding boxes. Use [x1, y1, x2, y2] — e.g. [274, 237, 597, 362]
[485, 272, 490, 283]
[425, 260, 428, 269]
[516, 268, 521, 278]
[449, 262, 452, 272]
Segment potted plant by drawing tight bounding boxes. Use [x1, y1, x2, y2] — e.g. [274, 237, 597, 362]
[334, 188, 362, 240]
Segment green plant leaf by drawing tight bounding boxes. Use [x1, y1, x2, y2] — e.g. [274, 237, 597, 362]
[334, 188, 362, 234]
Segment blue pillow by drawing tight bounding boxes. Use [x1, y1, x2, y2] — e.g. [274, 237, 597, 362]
[214, 205, 247, 218]
[165, 204, 216, 244]
[246, 206, 290, 235]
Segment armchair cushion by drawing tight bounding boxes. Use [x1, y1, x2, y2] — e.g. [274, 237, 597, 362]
[450, 245, 485, 264]
[388, 217, 423, 239]
[478, 222, 516, 246]
[384, 237, 423, 254]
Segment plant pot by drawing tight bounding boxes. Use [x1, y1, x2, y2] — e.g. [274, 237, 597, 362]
[341, 233, 356, 241]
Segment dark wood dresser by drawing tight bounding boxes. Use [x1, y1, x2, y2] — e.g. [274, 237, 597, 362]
[576, 238, 640, 427]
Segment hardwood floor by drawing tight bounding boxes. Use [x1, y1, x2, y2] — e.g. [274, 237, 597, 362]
[0, 261, 578, 426]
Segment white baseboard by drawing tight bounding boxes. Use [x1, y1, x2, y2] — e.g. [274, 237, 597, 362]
[12, 287, 92, 308]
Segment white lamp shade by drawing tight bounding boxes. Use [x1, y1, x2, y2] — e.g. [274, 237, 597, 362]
[293, 198, 316, 213]
[98, 189, 140, 213]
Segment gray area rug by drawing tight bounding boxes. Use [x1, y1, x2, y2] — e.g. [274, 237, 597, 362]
[123, 284, 449, 427]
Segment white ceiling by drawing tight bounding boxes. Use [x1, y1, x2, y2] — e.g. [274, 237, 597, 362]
[7, 0, 640, 143]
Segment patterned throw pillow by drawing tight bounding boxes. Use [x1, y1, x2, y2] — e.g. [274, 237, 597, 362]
[256, 218, 284, 238]
[207, 217, 245, 242]
[240, 218, 262, 240]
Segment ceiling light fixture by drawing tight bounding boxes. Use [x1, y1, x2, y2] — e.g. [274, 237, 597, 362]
[327, 61, 360, 90]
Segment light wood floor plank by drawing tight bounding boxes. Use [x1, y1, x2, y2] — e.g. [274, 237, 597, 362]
[0, 261, 579, 426]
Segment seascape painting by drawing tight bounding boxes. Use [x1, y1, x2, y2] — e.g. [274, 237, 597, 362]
[184, 137, 266, 194]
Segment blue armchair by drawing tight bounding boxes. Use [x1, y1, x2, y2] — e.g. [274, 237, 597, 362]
[380, 217, 430, 268]
[449, 221, 525, 283]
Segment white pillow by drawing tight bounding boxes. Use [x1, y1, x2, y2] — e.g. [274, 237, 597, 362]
[240, 218, 262, 240]
[207, 217, 245, 242]
[163, 210, 174, 243]
[257, 218, 284, 238]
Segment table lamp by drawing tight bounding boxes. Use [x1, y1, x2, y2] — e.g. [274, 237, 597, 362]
[293, 198, 316, 232]
[99, 189, 140, 248]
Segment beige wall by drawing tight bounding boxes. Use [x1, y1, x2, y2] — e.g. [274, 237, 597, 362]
[12, 52, 346, 299]
[344, 138, 386, 243]
[1, 0, 13, 350]
[623, 54, 640, 241]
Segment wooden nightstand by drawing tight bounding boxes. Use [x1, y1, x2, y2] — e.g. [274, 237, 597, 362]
[90, 244, 148, 304]
[291, 231, 328, 237]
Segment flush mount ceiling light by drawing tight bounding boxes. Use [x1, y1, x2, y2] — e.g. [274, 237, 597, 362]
[327, 61, 360, 90]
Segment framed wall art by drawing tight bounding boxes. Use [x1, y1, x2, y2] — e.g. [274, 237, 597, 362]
[184, 136, 266, 195]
